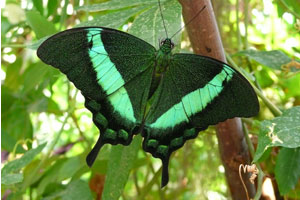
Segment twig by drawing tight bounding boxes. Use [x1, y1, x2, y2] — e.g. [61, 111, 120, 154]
[239, 164, 259, 200]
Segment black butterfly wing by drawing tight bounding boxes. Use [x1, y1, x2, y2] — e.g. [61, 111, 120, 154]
[37, 27, 156, 166]
[144, 53, 259, 186]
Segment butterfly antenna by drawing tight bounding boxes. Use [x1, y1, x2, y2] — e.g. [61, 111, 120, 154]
[170, 5, 206, 40]
[158, 0, 168, 38]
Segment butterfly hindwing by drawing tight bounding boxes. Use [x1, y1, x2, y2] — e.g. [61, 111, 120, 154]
[37, 27, 156, 166]
[144, 53, 259, 186]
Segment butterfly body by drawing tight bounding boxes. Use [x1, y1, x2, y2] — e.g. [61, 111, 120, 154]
[37, 26, 259, 187]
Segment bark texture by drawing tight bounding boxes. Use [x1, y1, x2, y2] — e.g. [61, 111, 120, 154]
[178, 0, 256, 199]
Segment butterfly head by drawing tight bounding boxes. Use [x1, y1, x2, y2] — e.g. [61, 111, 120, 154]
[159, 38, 175, 54]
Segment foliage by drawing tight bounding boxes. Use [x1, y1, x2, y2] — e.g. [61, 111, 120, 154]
[1, 0, 300, 199]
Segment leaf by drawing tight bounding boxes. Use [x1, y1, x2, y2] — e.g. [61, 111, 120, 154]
[255, 66, 274, 88]
[36, 157, 68, 196]
[275, 147, 300, 195]
[1, 129, 25, 153]
[2, 143, 47, 174]
[5, 4, 26, 24]
[253, 106, 300, 162]
[61, 180, 93, 200]
[77, 0, 158, 12]
[3, 58, 23, 91]
[129, 0, 182, 48]
[281, 73, 300, 99]
[1, 173, 23, 185]
[57, 157, 84, 182]
[2, 101, 33, 144]
[102, 135, 142, 200]
[236, 49, 293, 71]
[47, 0, 58, 17]
[77, 6, 151, 29]
[280, 0, 300, 16]
[33, 0, 44, 16]
[25, 10, 57, 39]
[22, 62, 51, 93]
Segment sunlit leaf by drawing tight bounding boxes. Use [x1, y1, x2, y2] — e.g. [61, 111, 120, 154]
[236, 50, 293, 71]
[129, 0, 182, 48]
[77, 6, 151, 29]
[2, 143, 47, 174]
[47, 0, 58, 17]
[1, 173, 23, 185]
[77, 0, 158, 12]
[253, 106, 300, 162]
[25, 10, 57, 39]
[33, 0, 44, 16]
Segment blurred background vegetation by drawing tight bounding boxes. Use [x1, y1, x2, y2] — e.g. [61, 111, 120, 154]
[1, 0, 300, 199]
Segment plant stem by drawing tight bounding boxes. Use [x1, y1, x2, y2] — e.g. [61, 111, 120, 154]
[1, 44, 27, 48]
[242, 123, 265, 200]
[244, 0, 249, 49]
[236, 0, 242, 51]
[138, 167, 162, 200]
[22, 111, 72, 190]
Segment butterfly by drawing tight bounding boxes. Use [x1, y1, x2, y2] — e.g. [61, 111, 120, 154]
[37, 24, 259, 188]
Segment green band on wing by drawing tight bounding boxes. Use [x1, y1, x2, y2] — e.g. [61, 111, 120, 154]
[86, 28, 136, 123]
[150, 66, 233, 129]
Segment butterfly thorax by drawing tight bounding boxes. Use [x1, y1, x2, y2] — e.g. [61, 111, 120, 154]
[148, 39, 174, 98]
[155, 38, 174, 74]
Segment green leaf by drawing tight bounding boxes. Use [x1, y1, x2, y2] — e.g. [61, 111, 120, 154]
[1, 16, 12, 44]
[1, 129, 25, 153]
[280, 73, 300, 99]
[255, 66, 274, 88]
[61, 180, 93, 200]
[102, 135, 142, 200]
[280, 0, 300, 17]
[77, 0, 157, 12]
[275, 147, 300, 195]
[77, 6, 151, 29]
[25, 10, 57, 39]
[1, 86, 16, 119]
[57, 157, 84, 182]
[22, 62, 51, 93]
[2, 101, 33, 144]
[129, 0, 182, 48]
[47, 0, 58, 17]
[37, 157, 68, 196]
[236, 49, 292, 70]
[2, 143, 47, 174]
[1, 173, 23, 185]
[47, 98, 64, 115]
[3, 58, 23, 91]
[33, 0, 44, 16]
[253, 106, 300, 162]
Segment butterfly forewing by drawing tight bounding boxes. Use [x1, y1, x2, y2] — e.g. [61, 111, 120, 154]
[37, 27, 156, 165]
